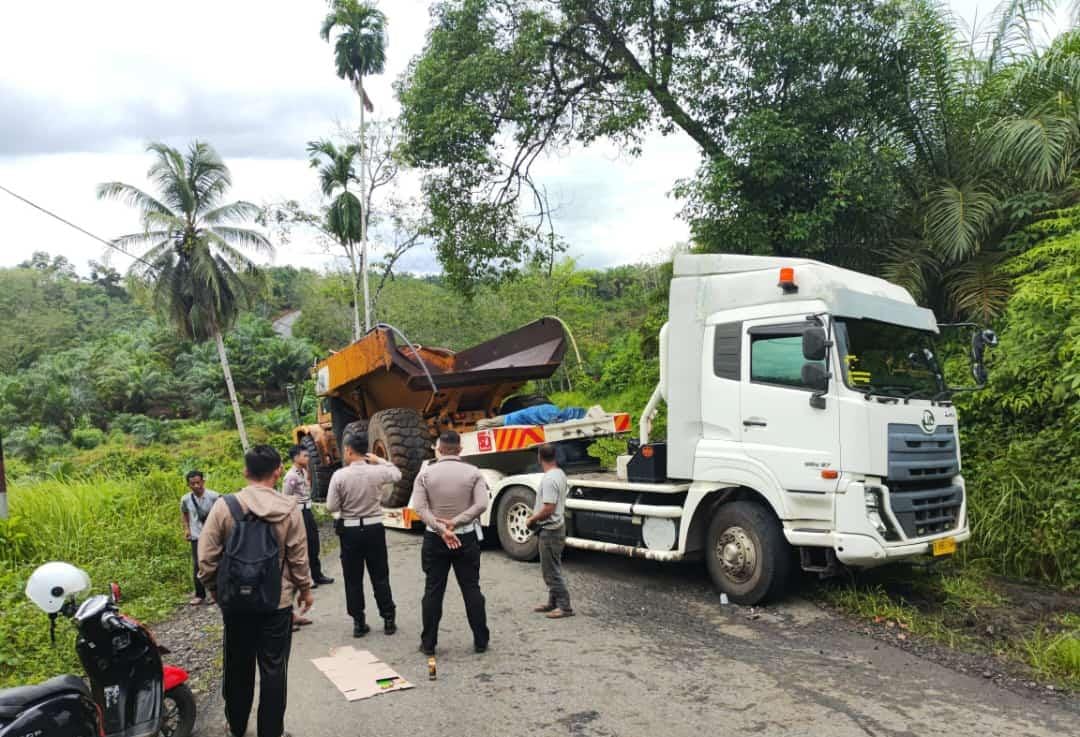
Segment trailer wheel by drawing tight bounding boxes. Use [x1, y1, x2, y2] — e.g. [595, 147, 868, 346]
[300, 435, 339, 503]
[368, 408, 433, 507]
[705, 501, 791, 605]
[496, 486, 539, 561]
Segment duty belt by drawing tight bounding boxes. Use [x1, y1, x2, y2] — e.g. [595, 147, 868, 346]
[342, 515, 384, 528]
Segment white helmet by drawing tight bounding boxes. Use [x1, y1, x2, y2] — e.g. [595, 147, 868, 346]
[25, 562, 91, 614]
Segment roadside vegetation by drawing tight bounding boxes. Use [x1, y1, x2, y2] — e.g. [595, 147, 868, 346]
[1, 0, 1077, 693]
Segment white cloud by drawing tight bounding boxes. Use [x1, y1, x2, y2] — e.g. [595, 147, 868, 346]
[0, 0, 1022, 276]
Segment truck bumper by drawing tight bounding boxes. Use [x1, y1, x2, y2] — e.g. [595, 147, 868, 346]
[784, 527, 971, 568]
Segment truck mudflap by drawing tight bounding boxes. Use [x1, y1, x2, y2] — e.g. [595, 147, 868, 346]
[785, 528, 971, 568]
[564, 536, 685, 562]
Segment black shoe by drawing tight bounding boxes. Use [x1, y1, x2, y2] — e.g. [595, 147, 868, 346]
[314, 576, 334, 585]
[419, 644, 435, 656]
[384, 617, 397, 635]
[474, 642, 488, 654]
[353, 619, 371, 638]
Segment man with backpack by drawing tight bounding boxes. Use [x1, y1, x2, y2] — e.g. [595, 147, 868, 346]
[180, 470, 219, 605]
[198, 445, 313, 737]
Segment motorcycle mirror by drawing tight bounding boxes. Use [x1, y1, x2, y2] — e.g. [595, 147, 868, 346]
[110, 582, 122, 604]
[48, 612, 57, 645]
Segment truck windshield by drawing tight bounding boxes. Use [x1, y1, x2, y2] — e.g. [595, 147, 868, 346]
[834, 318, 942, 398]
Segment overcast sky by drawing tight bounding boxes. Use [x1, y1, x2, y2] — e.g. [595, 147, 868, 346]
[0, 1, 1052, 276]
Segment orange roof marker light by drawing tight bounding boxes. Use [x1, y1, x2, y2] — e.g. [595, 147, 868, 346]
[778, 267, 798, 293]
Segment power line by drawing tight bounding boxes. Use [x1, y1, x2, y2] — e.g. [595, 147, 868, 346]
[0, 182, 158, 271]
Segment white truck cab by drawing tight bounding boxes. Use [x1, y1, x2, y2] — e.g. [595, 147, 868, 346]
[476, 254, 994, 605]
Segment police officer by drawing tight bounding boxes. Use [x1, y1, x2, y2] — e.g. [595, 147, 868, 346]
[412, 430, 490, 655]
[326, 429, 401, 638]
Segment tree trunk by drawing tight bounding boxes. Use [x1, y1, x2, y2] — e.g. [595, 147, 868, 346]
[358, 76, 372, 332]
[348, 243, 362, 342]
[214, 327, 250, 451]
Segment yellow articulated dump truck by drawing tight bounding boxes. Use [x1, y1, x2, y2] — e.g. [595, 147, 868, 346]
[292, 319, 568, 504]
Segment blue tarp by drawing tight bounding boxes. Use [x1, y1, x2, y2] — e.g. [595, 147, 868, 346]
[503, 404, 587, 426]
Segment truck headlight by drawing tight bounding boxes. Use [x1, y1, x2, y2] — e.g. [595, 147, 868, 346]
[864, 487, 893, 539]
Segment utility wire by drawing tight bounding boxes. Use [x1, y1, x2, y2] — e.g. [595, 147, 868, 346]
[0, 182, 158, 272]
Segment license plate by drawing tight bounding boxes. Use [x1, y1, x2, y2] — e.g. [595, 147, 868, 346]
[932, 537, 956, 556]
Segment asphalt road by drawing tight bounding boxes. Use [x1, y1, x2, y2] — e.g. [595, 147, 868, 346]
[202, 531, 1078, 737]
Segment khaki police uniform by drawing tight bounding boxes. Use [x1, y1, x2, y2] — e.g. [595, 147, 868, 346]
[326, 458, 401, 626]
[412, 455, 490, 652]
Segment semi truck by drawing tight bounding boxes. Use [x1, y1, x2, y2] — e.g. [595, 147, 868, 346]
[465, 254, 996, 605]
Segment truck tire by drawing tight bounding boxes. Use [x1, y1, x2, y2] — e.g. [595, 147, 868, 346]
[498, 393, 551, 415]
[368, 408, 433, 507]
[300, 434, 339, 503]
[705, 501, 791, 605]
[496, 486, 539, 561]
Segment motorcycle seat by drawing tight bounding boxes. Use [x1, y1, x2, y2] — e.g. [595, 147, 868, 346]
[0, 675, 90, 719]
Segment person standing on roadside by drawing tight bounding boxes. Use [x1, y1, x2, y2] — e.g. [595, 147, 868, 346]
[326, 429, 401, 638]
[181, 470, 220, 606]
[283, 445, 334, 588]
[525, 444, 573, 618]
[412, 430, 490, 655]
[198, 445, 313, 737]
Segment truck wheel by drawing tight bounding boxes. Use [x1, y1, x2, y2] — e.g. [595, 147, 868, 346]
[301, 435, 339, 503]
[496, 486, 539, 561]
[160, 684, 196, 737]
[498, 393, 551, 415]
[368, 408, 433, 507]
[705, 501, 791, 606]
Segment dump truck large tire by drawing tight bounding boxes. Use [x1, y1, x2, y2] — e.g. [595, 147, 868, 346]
[499, 393, 551, 415]
[368, 408, 433, 507]
[300, 435, 339, 502]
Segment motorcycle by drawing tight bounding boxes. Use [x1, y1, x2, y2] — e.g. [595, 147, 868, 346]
[0, 562, 196, 737]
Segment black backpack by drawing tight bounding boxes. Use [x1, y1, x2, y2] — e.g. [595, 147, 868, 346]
[217, 495, 282, 614]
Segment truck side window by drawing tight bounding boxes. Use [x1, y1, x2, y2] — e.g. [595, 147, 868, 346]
[713, 322, 742, 380]
[750, 333, 822, 389]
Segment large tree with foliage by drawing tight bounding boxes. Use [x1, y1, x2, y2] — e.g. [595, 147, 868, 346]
[321, 0, 388, 331]
[97, 141, 271, 450]
[398, 0, 914, 291]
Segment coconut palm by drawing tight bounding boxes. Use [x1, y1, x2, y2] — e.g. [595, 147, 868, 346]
[97, 141, 271, 450]
[307, 137, 365, 340]
[320, 0, 388, 332]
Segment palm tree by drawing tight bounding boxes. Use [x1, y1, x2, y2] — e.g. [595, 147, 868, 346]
[97, 141, 271, 450]
[877, 0, 1077, 321]
[307, 137, 365, 340]
[320, 0, 388, 332]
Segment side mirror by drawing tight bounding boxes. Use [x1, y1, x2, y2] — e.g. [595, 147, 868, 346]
[802, 362, 830, 392]
[802, 327, 829, 361]
[970, 329, 998, 387]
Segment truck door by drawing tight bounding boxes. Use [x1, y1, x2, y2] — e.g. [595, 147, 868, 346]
[739, 319, 840, 498]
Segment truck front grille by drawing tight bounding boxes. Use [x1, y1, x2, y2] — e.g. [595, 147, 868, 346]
[886, 424, 962, 539]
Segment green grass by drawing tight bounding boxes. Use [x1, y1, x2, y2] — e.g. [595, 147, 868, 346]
[1024, 625, 1080, 688]
[820, 564, 1080, 689]
[0, 473, 192, 686]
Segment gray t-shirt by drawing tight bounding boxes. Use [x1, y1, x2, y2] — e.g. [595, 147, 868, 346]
[535, 468, 567, 529]
[181, 490, 220, 540]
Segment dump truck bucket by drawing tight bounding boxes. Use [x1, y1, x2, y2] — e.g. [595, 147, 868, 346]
[314, 317, 568, 428]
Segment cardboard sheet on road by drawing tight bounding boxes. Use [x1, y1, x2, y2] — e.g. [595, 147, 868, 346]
[312, 646, 414, 701]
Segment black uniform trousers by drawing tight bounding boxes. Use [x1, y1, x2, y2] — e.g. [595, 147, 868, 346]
[338, 522, 396, 621]
[421, 530, 489, 650]
[301, 507, 324, 581]
[190, 540, 206, 599]
[222, 606, 292, 737]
